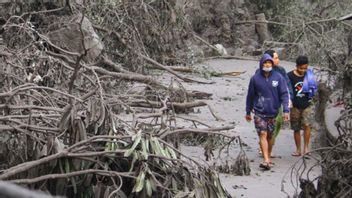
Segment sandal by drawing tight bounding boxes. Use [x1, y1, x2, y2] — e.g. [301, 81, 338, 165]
[259, 162, 271, 170]
[291, 152, 301, 157]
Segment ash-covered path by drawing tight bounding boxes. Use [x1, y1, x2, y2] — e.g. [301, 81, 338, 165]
[177, 58, 321, 198]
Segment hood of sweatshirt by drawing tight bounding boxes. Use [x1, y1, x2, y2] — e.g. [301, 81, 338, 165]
[259, 54, 274, 74]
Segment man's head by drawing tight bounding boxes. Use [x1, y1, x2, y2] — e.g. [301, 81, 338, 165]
[264, 50, 279, 66]
[262, 60, 273, 72]
[295, 55, 309, 76]
[260, 53, 274, 73]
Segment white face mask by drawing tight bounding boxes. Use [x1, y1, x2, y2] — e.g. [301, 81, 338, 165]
[262, 67, 273, 72]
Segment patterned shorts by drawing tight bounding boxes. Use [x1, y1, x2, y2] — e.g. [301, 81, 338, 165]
[290, 106, 312, 131]
[254, 114, 276, 138]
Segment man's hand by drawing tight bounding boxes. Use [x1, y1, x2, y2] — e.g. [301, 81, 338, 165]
[245, 114, 252, 122]
[283, 112, 289, 122]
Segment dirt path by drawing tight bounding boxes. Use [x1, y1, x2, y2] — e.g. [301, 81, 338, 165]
[175, 58, 321, 198]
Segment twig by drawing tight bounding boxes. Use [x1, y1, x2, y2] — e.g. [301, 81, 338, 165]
[139, 53, 212, 84]
[9, 169, 134, 184]
[91, 66, 167, 89]
[234, 20, 289, 26]
[0, 105, 64, 112]
[0, 135, 131, 180]
[0, 151, 67, 180]
[132, 98, 169, 127]
[191, 32, 219, 52]
[101, 56, 129, 73]
[0, 85, 84, 102]
[173, 115, 211, 127]
[0, 123, 59, 134]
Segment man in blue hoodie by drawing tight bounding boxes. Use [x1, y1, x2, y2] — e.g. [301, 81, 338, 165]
[256, 50, 294, 157]
[246, 54, 290, 170]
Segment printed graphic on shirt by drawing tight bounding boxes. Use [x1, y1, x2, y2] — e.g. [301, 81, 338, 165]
[294, 82, 304, 97]
[272, 80, 278, 87]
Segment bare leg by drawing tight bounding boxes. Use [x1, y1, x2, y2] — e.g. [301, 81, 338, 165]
[293, 130, 301, 154]
[259, 131, 270, 163]
[303, 124, 311, 154]
[268, 136, 274, 159]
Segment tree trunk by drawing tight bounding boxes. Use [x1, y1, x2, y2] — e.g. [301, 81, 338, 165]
[255, 13, 271, 45]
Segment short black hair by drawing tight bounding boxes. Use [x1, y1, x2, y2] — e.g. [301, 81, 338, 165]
[264, 50, 275, 58]
[296, 55, 309, 66]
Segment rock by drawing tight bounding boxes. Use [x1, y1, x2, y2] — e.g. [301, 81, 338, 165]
[47, 14, 103, 63]
[252, 48, 262, 56]
[214, 44, 228, 56]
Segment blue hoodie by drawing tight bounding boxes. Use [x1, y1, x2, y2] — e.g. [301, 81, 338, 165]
[255, 63, 294, 100]
[246, 54, 289, 117]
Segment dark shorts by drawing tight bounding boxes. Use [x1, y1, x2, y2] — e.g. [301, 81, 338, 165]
[254, 114, 276, 138]
[290, 106, 312, 131]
